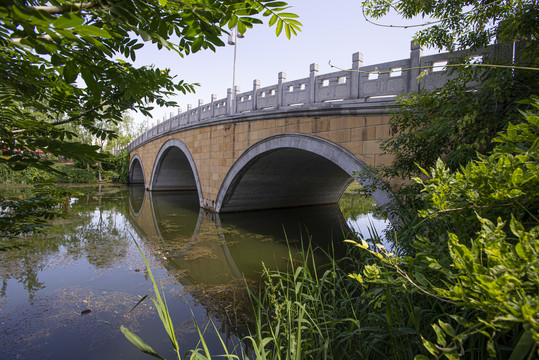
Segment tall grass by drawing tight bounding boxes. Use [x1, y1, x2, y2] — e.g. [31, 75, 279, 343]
[123, 232, 440, 359]
[245, 238, 444, 360]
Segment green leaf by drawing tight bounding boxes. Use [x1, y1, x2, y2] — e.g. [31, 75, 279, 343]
[509, 330, 535, 360]
[512, 168, 523, 184]
[269, 14, 278, 26]
[192, 36, 203, 53]
[120, 326, 166, 360]
[74, 25, 111, 38]
[53, 13, 84, 28]
[432, 323, 447, 347]
[275, 19, 283, 36]
[237, 21, 247, 35]
[63, 62, 79, 83]
[278, 12, 299, 18]
[420, 335, 439, 356]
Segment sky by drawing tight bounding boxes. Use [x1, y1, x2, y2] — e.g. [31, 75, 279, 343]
[129, 0, 438, 128]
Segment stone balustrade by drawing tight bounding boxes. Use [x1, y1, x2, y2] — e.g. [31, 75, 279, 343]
[128, 40, 504, 152]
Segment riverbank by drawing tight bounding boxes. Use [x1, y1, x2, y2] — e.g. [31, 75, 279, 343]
[0, 150, 129, 185]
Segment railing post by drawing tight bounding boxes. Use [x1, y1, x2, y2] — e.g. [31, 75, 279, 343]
[252, 79, 260, 111]
[277, 71, 286, 107]
[226, 88, 233, 115]
[210, 94, 216, 117]
[234, 85, 240, 114]
[187, 104, 192, 123]
[309, 63, 318, 104]
[409, 40, 423, 92]
[198, 99, 203, 122]
[351, 52, 363, 99]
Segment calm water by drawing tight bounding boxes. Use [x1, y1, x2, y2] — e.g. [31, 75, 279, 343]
[0, 185, 387, 359]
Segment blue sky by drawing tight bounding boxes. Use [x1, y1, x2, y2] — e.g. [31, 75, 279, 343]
[130, 0, 437, 127]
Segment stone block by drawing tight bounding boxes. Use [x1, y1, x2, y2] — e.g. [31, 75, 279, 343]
[351, 127, 376, 142]
[363, 140, 382, 155]
[342, 140, 362, 156]
[357, 155, 375, 166]
[375, 124, 391, 139]
[250, 120, 267, 132]
[235, 122, 249, 133]
[365, 115, 389, 126]
[255, 128, 278, 141]
[341, 116, 360, 129]
[298, 121, 311, 133]
[328, 129, 351, 144]
[312, 118, 331, 133]
[329, 117, 343, 131]
[375, 154, 395, 167]
[283, 121, 300, 132]
[236, 131, 249, 142]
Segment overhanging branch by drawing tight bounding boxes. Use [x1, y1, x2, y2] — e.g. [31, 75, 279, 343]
[30, 2, 98, 15]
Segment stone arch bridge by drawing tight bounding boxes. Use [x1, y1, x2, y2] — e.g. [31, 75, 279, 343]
[127, 41, 499, 215]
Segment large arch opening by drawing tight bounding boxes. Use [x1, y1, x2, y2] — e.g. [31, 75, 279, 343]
[129, 155, 145, 184]
[149, 139, 204, 206]
[215, 133, 395, 220]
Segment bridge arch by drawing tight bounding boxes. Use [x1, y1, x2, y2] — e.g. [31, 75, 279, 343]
[149, 138, 204, 206]
[129, 154, 146, 185]
[215, 133, 395, 217]
[128, 184, 146, 218]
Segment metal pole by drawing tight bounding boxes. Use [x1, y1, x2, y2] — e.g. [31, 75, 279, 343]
[233, 36, 237, 98]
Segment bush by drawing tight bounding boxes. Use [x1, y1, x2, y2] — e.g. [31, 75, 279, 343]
[52, 164, 97, 183]
[348, 96, 539, 359]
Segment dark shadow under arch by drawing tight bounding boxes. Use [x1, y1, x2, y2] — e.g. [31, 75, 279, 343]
[129, 154, 145, 185]
[149, 138, 204, 207]
[215, 133, 396, 222]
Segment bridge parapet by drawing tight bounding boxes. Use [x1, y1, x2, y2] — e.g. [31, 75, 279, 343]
[128, 40, 504, 152]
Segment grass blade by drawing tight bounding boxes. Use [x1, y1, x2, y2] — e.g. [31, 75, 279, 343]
[120, 325, 166, 360]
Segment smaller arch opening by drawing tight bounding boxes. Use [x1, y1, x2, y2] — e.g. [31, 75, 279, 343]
[152, 147, 197, 191]
[129, 156, 145, 184]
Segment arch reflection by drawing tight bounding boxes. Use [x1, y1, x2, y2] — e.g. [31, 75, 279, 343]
[128, 186, 351, 286]
[128, 184, 146, 218]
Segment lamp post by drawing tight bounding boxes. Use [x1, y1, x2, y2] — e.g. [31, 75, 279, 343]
[228, 27, 244, 99]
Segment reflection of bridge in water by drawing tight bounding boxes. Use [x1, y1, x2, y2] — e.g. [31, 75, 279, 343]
[128, 185, 351, 286]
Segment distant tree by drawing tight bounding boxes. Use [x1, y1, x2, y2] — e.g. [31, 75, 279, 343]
[362, 0, 538, 178]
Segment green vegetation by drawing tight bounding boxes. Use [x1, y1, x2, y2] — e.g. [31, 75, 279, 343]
[0, 150, 129, 184]
[362, 0, 538, 179]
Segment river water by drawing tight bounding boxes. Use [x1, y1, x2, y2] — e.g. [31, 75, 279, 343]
[0, 184, 387, 359]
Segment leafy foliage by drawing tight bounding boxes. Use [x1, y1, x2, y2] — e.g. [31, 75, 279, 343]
[0, 0, 301, 173]
[348, 98, 539, 359]
[362, 0, 537, 52]
[362, 0, 538, 179]
[415, 97, 539, 237]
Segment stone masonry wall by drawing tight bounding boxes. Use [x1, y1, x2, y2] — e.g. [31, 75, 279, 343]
[131, 113, 398, 205]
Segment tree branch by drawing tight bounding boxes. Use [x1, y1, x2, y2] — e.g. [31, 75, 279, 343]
[53, 91, 124, 126]
[30, 2, 98, 14]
